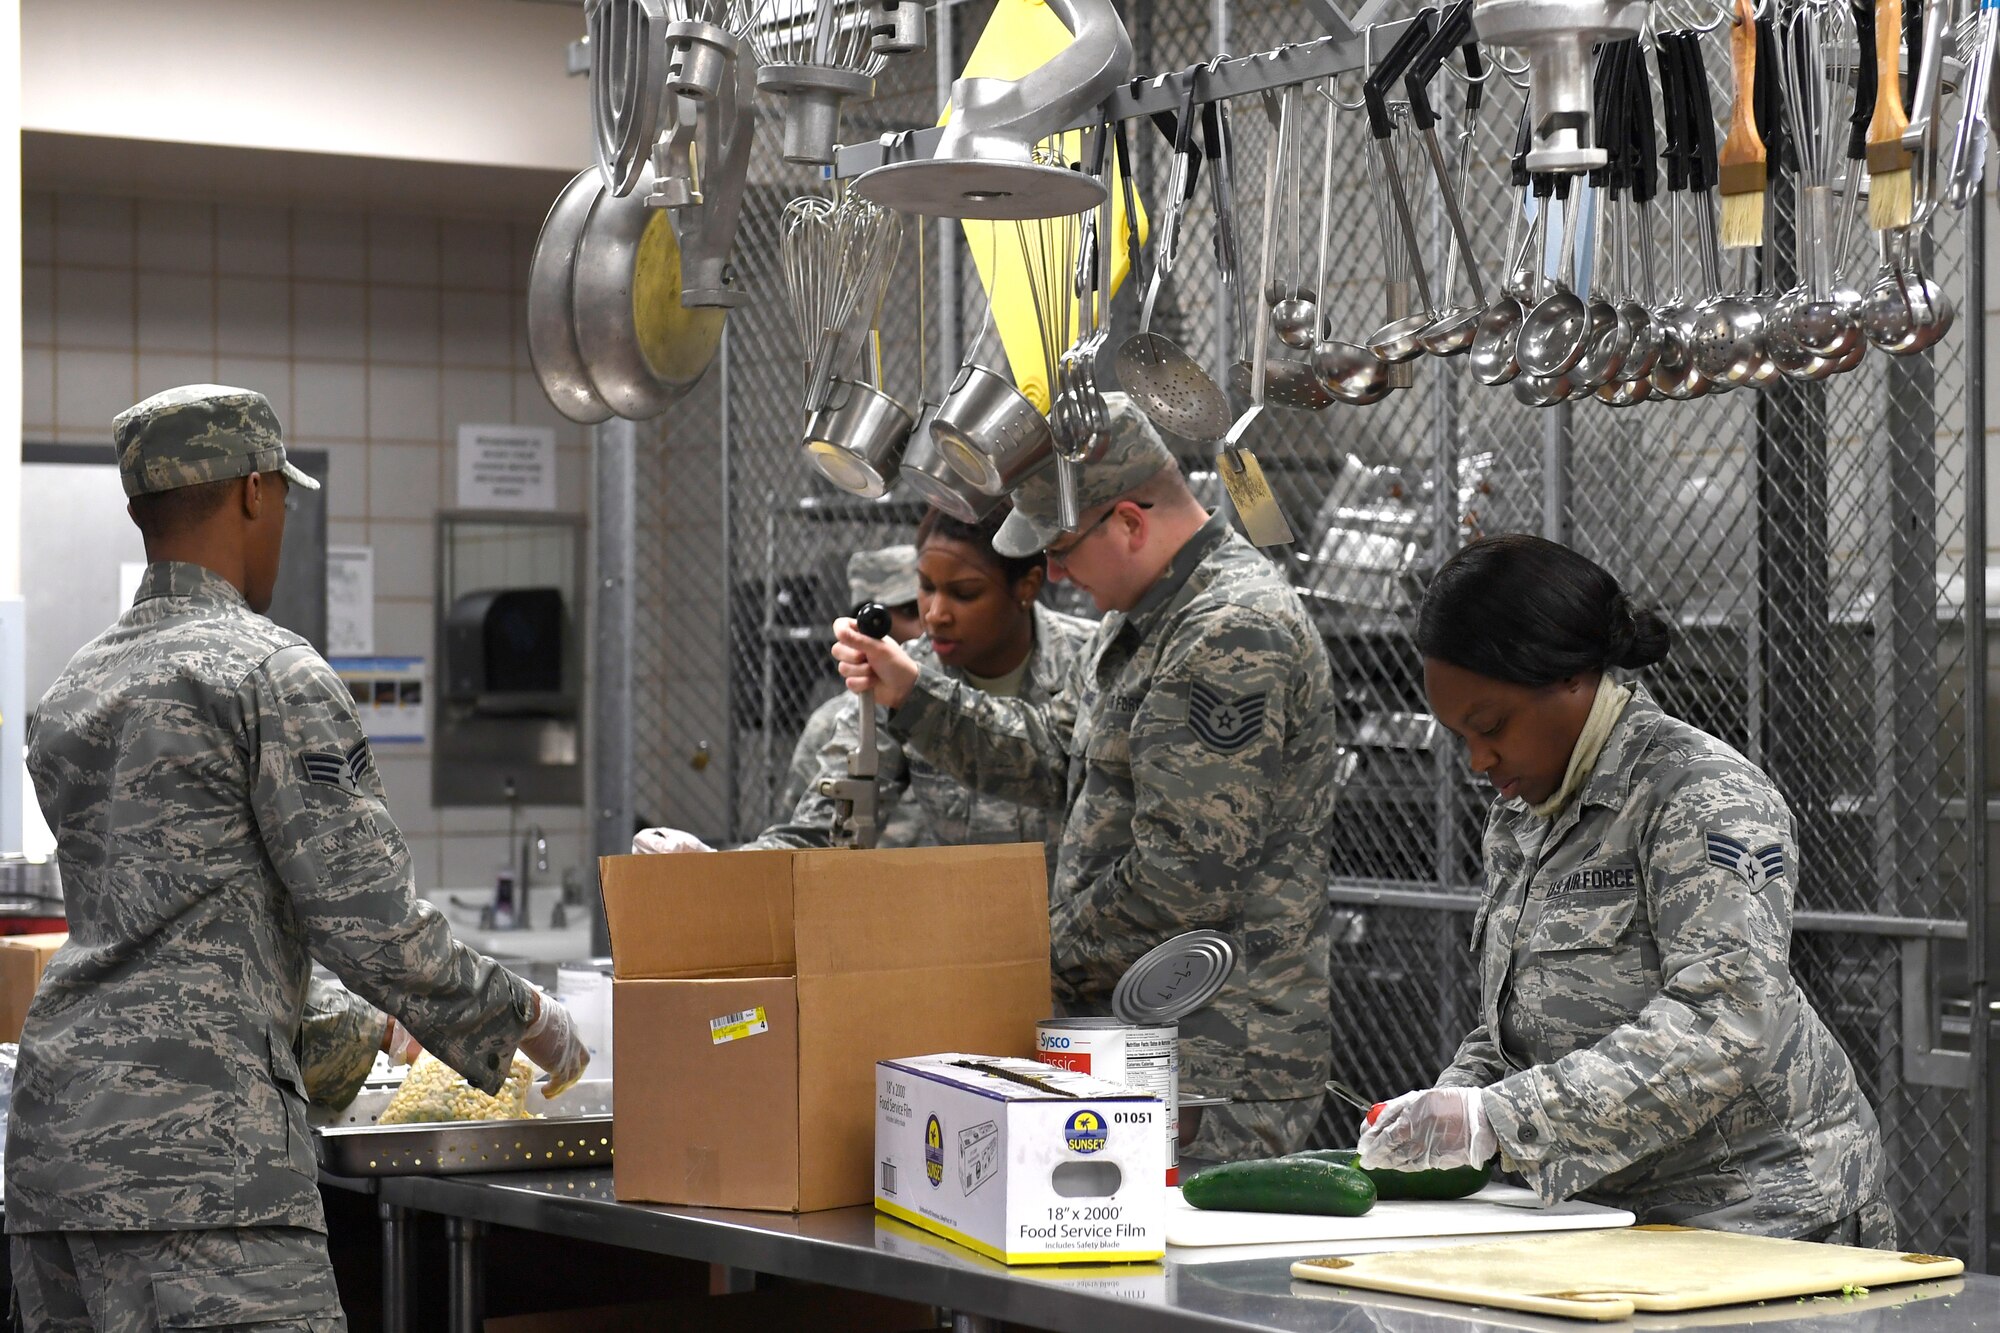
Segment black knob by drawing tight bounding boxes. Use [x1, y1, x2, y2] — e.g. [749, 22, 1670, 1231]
[853, 601, 892, 640]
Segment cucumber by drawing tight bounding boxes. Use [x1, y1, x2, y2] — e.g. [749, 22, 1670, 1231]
[1181, 1156, 1377, 1216]
[1286, 1148, 1493, 1201]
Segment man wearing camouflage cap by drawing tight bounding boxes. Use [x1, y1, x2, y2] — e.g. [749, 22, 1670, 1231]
[834, 393, 1341, 1162]
[12, 386, 588, 1328]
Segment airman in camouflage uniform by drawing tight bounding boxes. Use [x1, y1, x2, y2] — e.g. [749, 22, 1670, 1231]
[753, 602, 1094, 873]
[777, 545, 923, 825]
[11, 385, 562, 1331]
[843, 396, 1341, 1161]
[1436, 682, 1895, 1243]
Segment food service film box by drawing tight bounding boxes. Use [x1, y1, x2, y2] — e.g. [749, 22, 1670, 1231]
[599, 845, 1052, 1212]
[874, 1053, 1165, 1265]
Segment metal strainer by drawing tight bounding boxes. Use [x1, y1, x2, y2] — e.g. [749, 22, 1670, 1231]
[1114, 74, 1232, 442]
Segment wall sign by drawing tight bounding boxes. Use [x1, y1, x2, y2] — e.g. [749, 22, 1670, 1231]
[329, 656, 427, 744]
[457, 425, 556, 511]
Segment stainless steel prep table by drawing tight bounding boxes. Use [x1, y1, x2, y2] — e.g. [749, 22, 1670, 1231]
[373, 1170, 1998, 1333]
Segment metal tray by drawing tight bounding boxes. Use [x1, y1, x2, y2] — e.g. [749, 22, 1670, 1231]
[311, 1079, 613, 1178]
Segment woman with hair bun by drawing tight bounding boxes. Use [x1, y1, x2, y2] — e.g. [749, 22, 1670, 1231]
[1356, 534, 1894, 1247]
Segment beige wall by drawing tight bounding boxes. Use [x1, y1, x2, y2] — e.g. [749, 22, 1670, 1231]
[22, 0, 587, 173]
[22, 188, 592, 888]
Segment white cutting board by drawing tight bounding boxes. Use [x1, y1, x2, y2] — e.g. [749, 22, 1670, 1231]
[1165, 1182, 1633, 1250]
[1289, 1226, 1967, 1322]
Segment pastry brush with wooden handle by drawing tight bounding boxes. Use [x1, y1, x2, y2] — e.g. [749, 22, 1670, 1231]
[1867, 0, 1915, 229]
[1720, 0, 1768, 248]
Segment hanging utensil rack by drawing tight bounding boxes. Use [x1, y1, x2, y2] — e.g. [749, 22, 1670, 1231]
[830, 23, 1419, 182]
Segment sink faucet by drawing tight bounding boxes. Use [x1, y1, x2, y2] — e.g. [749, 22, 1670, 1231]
[518, 824, 548, 930]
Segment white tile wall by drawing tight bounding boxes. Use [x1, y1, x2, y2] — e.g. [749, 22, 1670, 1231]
[217, 277, 291, 357]
[25, 188, 592, 892]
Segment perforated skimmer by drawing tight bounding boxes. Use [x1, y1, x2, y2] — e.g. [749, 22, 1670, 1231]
[1114, 74, 1233, 442]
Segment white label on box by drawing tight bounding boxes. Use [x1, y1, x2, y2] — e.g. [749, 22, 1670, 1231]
[709, 1007, 769, 1044]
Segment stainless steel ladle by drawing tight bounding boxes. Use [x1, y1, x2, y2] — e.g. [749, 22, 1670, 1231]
[1517, 184, 1591, 378]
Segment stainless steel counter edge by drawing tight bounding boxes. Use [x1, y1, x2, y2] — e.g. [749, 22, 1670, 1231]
[370, 1173, 2000, 1333]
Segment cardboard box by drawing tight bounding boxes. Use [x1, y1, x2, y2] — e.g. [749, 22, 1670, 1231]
[0, 933, 66, 1042]
[874, 1053, 1165, 1265]
[600, 844, 1051, 1212]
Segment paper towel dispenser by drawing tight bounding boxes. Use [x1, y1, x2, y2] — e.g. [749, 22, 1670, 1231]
[444, 587, 567, 704]
[433, 512, 584, 807]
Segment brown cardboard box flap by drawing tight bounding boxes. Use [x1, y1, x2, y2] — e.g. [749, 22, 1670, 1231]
[600, 850, 797, 979]
[790, 844, 1051, 978]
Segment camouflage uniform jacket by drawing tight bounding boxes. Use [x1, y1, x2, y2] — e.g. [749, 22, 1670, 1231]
[755, 605, 1094, 870]
[889, 515, 1339, 1111]
[1439, 683, 1893, 1242]
[11, 562, 536, 1234]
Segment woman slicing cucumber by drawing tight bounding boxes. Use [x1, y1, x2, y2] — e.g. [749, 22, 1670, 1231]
[1356, 534, 1895, 1248]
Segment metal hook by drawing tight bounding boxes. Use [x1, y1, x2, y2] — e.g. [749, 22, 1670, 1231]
[1330, 64, 1368, 110]
[1686, 0, 1731, 33]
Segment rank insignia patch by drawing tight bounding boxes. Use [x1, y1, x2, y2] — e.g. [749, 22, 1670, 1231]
[1705, 831, 1787, 890]
[1189, 683, 1267, 754]
[301, 740, 376, 795]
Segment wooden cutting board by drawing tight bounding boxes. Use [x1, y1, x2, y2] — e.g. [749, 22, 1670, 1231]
[1166, 1183, 1633, 1249]
[1290, 1225, 1965, 1321]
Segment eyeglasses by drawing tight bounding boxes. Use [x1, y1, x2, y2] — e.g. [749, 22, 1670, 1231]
[1045, 501, 1150, 569]
[283, 491, 300, 514]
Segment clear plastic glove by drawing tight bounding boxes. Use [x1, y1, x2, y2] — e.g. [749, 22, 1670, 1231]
[1356, 1087, 1497, 1172]
[382, 1017, 423, 1066]
[519, 991, 590, 1097]
[631, 827, 714, 854]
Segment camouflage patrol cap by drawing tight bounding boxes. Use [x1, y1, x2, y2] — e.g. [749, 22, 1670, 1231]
[994, 392, 1176, 558]
[847, 544, 919, 607]
[114, 384, 321, 499]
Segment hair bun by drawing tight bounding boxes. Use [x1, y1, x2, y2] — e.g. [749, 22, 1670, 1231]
[1606, 594, 1673, 670]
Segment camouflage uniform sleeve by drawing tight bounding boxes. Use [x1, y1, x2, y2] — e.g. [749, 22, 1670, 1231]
[887, 662, 1076, 813]
[245, 645, 535, 1095]
[297, 975, 388, 1112]
[1048, 607, 1291, 995]
[777, 696, 844, 814]
[746, 692, 912, 850]
[1436, 1027, 1508, 1089]
[1479, 769, 1801, 1204]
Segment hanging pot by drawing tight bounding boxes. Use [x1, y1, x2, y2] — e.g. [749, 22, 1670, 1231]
[802, 379, 915, 499]
[899, 405, 1005, 521]
[528, 169, 616, 425]
[929, 363, 1055, 496]
[571, 161, 727, 420]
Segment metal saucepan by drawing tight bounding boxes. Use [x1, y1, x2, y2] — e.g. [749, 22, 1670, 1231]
[898, 404, 1003, 522]
[802, 378, 915, 499]
[571, 162, 727, 419]
[528, 168, 615, 425]
[930, 363, 1056, 495]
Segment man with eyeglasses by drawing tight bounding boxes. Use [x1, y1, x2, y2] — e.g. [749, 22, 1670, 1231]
[11, 385, 587, 1328]
[834, 392, 1339, 1164]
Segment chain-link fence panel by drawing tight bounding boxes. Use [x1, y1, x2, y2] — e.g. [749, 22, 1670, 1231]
[618, 0, 1988, 1260]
